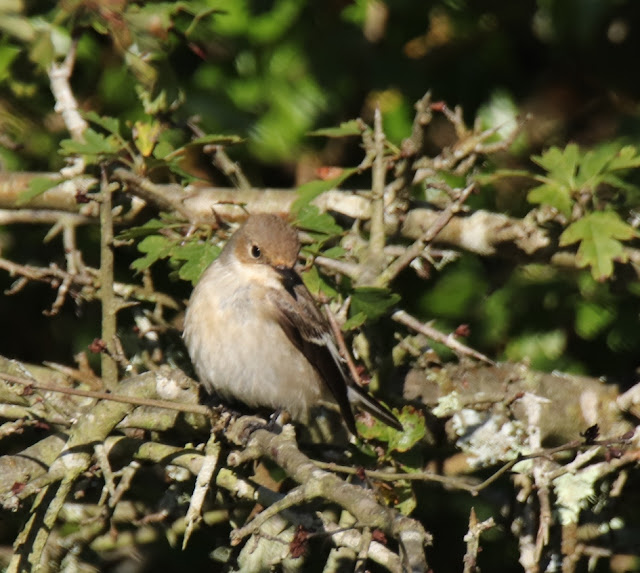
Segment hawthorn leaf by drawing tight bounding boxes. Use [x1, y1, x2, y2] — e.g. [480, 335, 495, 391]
[349, 287, 401, 322]
[559, 211, 637, 280]
[527, 182, 573, 217]
[131, 235, 173, 271]
[172, 241, 220, 285]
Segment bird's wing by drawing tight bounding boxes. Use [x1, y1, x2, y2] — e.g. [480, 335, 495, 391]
[266, 274, 358, 434]
[267, 269, 402, 433]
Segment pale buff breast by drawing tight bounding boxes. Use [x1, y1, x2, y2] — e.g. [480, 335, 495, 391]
[183, 258, 328, 422]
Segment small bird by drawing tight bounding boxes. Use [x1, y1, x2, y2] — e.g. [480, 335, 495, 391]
[183, 213, 402, 436]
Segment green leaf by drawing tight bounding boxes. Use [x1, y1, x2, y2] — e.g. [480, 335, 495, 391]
[356, 406, 426, 452]
[527, 182, 573, 217]
[559, 211, 637, 280]
[294, 205, 343, 237]
[387, 407, 427, 452]
[576, 145, 618, 187]
[607, 145, 640, 171]
[117, 218, 167, 240]
[349, 287, 401, 323]
[600, 173, 640, 195]
[84, 111, 121, 136]
[575, 300, 614, 340]
[0, 44, 20, 83]
[29, 30, 55, 69]
[321, 245, 347, 259]
[341, 311, 367, 331]
[309, 120, 362, 137]
[392, 482, 417, 515]
[172, 241, 221, 285]
[292, 167, 357, 213]
[532, 144, 580, 187]
[301, 265, 338, 298]
[60, 128, 121, 158]
[131, 235, 173, 271]
[17, 176, 60, 205]
[133, 119, 162, 157]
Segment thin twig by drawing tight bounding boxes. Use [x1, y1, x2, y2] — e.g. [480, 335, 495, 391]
[312, 432, 631, 494]
[358, 107, 388, 286]
[324, 304, 368, 387]
[183, 432, 221, 549]
[0, 372, 212, 417]
[375, 182, 476, 288]
[462, 507, 495, 573]
[230, 485, 307, 545]
[392, 309, 494, 365]
[112, 168, 195, 221]
[0, 256, 181, 310]
[48, 39, 87, 141]
[203, 144, 251, 190]
[355, 526, 373, 573]
[99, 169, 118, 391]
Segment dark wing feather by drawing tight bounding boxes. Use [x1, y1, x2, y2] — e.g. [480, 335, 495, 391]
[266, 275, 358, 435]
[268, 268, 402, 434]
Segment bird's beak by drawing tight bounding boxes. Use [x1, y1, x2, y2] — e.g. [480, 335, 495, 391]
[274, 266, 302, 293]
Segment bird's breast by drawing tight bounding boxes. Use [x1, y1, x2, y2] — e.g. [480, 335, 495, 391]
[183, 261, 327, 421]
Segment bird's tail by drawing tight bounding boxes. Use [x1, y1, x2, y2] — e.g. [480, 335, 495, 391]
[347, 384, 403, 431]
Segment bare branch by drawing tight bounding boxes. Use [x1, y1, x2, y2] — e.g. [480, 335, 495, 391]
[392, 309, 494, 365]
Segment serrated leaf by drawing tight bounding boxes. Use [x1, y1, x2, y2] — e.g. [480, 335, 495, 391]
[576, 145, 618, 186]
[171, 241, 220, 285]
[527, 182, 573, 217]
[131, 235, 173, 271]
[294, 205, 343, 237]
[532, 144, 580, 187]
[60, 128, 121, 158]
[309, 120, 363, 137]
[349, 287, 401, 322]
[17, 176, 60, 205]
[387, 407, 426, 452]
[607, 145, 640, 170]
[559, 211, 637, 280]
[84, 111, 121, 136]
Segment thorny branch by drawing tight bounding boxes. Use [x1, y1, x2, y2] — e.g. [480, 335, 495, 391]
[0, 257, 180, 311]
[227, 421, 432, 572]
[99, 169, 119, 391]
[0, 356, 637, 571]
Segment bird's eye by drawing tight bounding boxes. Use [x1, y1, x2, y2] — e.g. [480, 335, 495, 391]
[250, 244, 261, 259]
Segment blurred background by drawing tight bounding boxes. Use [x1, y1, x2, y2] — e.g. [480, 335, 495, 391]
[1, 2, 640, 572]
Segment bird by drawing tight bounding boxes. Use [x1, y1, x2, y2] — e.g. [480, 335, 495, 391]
[183, 213, 402, 436]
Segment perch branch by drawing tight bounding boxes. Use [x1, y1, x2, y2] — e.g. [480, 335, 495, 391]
[228, 420, 431, 572]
